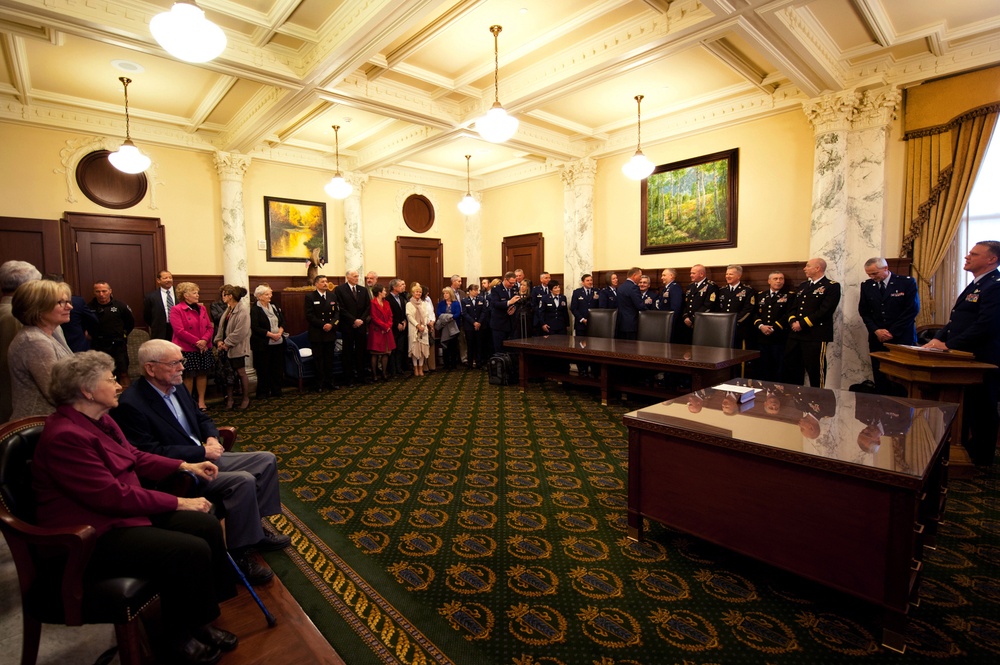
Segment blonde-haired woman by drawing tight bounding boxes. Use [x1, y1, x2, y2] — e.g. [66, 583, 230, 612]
[170, 281, 214, 411]
[7, 279, 73, 419]
[405, 282, 432, 376]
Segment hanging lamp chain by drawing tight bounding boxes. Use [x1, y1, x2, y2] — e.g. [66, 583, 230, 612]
[332, 124, 341, 174]
[119, 77, 133, 141]
[490, 25, 502, 105]
[465, 154, 472, 194]
[634, 94, 644, 152]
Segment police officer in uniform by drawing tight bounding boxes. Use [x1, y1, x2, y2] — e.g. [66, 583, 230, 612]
[681, 264, 719, 344]
[781, 258, 841, 388]
[717, 265, 755, 349]
[751, 271, 792, 381]
[89, 281, 135, 386]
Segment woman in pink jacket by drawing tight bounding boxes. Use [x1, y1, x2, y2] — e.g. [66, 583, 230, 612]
[170, 282, 214, 411]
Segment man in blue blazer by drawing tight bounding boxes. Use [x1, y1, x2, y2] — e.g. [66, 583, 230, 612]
[858, 257, 919, 393]
[616, 267, 647, 339]
[924, 241, 1000, 466]
[112, 339, 288, 583]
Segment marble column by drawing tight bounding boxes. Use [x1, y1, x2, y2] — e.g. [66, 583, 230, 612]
[462, 198, 483, 284]
[214, 151, 252, 287]
[802, 87, 900, 389]
[560, 158, 596, 292]
[342, 172, 369, 273]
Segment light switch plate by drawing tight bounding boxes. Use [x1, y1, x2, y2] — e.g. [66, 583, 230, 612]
[257, 239, 267, 250]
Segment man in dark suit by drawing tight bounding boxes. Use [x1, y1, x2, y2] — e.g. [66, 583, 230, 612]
[616, 267, 646, 339]
[304, 274, 340, 391]
[859, 257, 919, 393]
[752, 271, 793, 381]
[571, 274, 600, 376]
[112, 339, 288, 584]
[142, 269, 175, 340]
[781, 257, 841, 388]
[924, 240, 1000, 466]
[598, 272, 619, 310]
[717, 265, 756, 349]
[387, 278, 409, 375]
[681, 264, 719, 344]
[489, 271, 521, 353]
[461, 283, 487, 368]
[334, 269, 371, 384]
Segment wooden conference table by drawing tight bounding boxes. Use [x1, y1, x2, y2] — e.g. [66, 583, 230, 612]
[503, 336, 758, 405]
[624, 380, 956, 653]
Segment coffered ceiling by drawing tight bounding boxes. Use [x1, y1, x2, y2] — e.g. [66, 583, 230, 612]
[1, 0, 998, 191]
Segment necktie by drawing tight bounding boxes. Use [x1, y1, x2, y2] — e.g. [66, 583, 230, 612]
[165, 288, 174, 310]
[879, 281, 886, 296]
[585, 289, 590, 298]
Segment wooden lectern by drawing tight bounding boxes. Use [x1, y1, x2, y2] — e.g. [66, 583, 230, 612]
[871, 344, 997, 474]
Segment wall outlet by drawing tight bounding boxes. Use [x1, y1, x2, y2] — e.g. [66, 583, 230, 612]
[257, 239, 267, 250]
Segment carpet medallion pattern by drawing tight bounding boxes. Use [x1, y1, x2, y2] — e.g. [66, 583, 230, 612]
[224, 369, 999, 664]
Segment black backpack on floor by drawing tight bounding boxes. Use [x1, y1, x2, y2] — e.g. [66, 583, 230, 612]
[488, 353, 518, 386]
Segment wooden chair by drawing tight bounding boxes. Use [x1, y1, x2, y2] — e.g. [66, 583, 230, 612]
[692, 312, 738, 348]
[587, 309, 617, 339]
[637, 311, 674, 343]
[0, 418, 158, 665]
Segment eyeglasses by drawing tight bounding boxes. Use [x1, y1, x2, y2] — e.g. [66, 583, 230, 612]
[151, 359, 185, 368]
[102, 377, 121, 385]
[55, 299, 72, 307]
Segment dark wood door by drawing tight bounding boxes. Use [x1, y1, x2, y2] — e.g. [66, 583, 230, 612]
[62, 213, 166, 329]
[503, 232, 544, 284]
[0, 217, 62, 276]
[395, 236, 443, 297]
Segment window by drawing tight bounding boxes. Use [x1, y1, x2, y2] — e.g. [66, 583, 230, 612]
[957, 127, 1000, 290]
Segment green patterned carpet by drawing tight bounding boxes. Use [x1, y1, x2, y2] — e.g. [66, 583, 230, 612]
[220, 369, 1000, 664]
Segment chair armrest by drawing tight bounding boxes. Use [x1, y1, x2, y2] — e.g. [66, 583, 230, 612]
[0, 511, 96, 625]
[218, 426, 237, 452]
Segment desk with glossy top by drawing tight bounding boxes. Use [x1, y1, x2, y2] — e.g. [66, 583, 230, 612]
[503, 336, 758, 404]
[624, 380, 956, 653]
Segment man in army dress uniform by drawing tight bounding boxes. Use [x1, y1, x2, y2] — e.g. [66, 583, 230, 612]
[781, 258, 841, 388]
[717, 265, 755, 349]
[751, 271, 792, 381]
[89, 281, 135, 387]
[680, 264, 719, 344]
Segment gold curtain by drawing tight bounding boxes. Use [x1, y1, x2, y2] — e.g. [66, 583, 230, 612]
[901, 105, 998, 325]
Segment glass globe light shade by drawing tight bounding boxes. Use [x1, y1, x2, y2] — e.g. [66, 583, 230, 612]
[622, 150, 655, 180]
[476, 104, 519, 143]
[325, 175, 352, 199]
[108, 140, 152, 174]
[458, 194, 480, 215]
[151, 3, 227, 63]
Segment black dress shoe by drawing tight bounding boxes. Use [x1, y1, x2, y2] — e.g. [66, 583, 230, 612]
[170, 636, 221, 665]
[194, 625, 238, 652]
[234, 552, 274, 585]
[256, 531, 291, 551]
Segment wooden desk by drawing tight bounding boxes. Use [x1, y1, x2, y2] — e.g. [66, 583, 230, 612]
[624, 380, 956, 653]
[503, 336, 758, 405]
[872, 344, 996, 474]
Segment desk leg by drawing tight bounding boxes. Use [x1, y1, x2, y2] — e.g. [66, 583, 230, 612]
[518, 353, 528, 393]
[599, 364, 609, 406]
[881, 613, 908, 654]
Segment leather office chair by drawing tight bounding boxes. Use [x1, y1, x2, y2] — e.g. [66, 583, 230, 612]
[692, 312, 738, 348]
[0, 417, 158, 665]
[637, 311, 674, 343]
[587, 309, 617, 339]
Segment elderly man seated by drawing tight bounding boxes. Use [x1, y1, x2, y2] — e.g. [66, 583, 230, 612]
[112, 339, 289, 584]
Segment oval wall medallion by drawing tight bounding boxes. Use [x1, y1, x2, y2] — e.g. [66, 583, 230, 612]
[75, 150, 148, 209]
[402, 194, 435, 233]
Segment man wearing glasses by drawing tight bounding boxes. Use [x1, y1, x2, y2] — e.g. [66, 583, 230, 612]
[112, 339, 288, 584]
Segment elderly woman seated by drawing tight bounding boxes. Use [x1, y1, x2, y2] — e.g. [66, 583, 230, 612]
[32, 351, 239, 664]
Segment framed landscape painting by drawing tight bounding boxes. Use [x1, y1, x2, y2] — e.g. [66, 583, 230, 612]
[640, 148, 738, 254]
[264, 196, 328, 262]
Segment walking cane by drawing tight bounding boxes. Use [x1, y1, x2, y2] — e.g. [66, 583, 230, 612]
[226, 551, 278, 627]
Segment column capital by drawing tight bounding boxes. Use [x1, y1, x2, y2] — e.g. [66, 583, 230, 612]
[345, 171, 368, 194]
[803, 91, 860, 134]
[214, 151, 252, 180]
[853, 86, 901, 131]
[560, 157, 597, 187]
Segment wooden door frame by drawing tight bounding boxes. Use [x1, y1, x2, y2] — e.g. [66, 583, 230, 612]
[395, 235, 443, 291]
[61, 212, 166, 293]
[0, 216, 62, 275]
[502, 232, 544, 283]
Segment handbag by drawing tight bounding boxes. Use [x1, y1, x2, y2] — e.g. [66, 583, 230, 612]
[213, 348, 235, 387]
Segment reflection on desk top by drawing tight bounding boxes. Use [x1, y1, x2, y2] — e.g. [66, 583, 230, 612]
[626, 379, 959, 481]
[504, 335, 756, 366]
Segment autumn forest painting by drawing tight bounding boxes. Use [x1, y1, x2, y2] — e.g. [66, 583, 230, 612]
[264, 196, 328, 262]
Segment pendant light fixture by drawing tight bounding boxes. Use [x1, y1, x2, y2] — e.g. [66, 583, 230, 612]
[475, 25, 518, 143]
[458, 155, 481, 215]
[150, 2, 227, 63]
[108, 77, 151, 175]
[622, 94, 655, 180]
[324, 125, 353, 200]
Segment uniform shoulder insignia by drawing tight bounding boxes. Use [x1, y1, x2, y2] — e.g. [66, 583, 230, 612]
[828, 279, 838, 284]
[706, 280, 716, 285]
